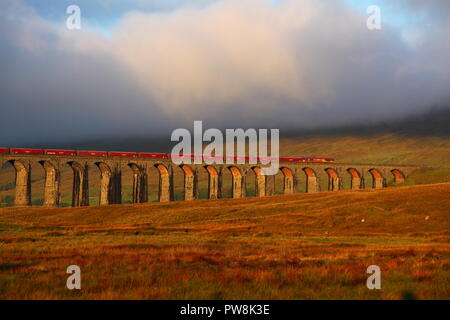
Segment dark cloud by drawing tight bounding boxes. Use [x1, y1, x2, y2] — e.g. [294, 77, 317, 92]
[0, 0, 175, 145]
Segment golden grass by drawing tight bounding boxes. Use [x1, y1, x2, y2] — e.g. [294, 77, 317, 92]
[0, 183, 449, 299]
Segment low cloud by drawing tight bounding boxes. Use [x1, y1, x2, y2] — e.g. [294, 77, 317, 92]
[0, 0, 449, 145]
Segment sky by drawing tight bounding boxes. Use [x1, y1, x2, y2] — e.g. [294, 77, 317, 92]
[0, 0, 449, 145]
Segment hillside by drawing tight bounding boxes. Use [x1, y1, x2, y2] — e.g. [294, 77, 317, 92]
[1, 183, 449, 299]
[280, 134, 450, 168]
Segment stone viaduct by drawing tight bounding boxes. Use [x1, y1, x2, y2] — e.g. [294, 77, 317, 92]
[0, 154, 420, 207]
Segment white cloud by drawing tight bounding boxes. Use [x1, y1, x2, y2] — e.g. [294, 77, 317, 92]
[107, 0, 449, 125]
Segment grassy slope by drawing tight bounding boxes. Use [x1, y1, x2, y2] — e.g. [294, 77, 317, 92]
[1, 183, 449, 299]
[280, 134, 450, 167]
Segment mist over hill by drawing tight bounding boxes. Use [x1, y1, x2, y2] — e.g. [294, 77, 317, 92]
[23, 105, 450, 154]
[283, 105, 450, 138]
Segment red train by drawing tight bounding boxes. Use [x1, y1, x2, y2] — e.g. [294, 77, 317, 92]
[0, 147, 335, 163]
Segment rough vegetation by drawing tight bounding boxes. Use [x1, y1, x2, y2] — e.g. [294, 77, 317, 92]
[0, 183, 449, 299]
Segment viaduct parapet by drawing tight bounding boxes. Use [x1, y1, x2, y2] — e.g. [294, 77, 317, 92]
[0, 154, 420, 207]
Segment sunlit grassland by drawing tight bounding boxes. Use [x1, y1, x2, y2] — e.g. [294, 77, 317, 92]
[0, 182, 449, 299]
[281, 133, 450, 167]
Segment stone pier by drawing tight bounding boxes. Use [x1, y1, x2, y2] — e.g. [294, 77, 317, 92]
[181, 165, 195, 201]
[69, 162, 89, 207]
[326, 168, 340, 191]
[348, 168, 361, 190]
[97, 162, 121, 205]
[40, 161, 60, 207]
[281, 167, 294, 195]
[229, 166, 244, 198]
[155, 164, 171, 202]
[206, 166, 219, 199]
[253, 167, 266, 197]
[369, 169, 384, 189]
[12, 160, 31, 206]
[129, 163, 148, 203]
[303, 167, 318, 193]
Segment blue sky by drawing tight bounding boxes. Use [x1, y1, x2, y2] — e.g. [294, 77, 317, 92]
[24, 0, 222, 34]
[24, 0, 430, 35]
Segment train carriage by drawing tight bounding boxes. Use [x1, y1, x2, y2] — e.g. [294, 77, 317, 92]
[108, 151, 138, 158]
[44, 149, 77, 156]
[77, 150, 108, 157]
[10, 148, 44, 155]
[279, 157, 296, 162]
[139, 153, 168, 159]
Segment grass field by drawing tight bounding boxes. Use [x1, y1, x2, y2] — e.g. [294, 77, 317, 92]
[0, 182, 449, 299]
